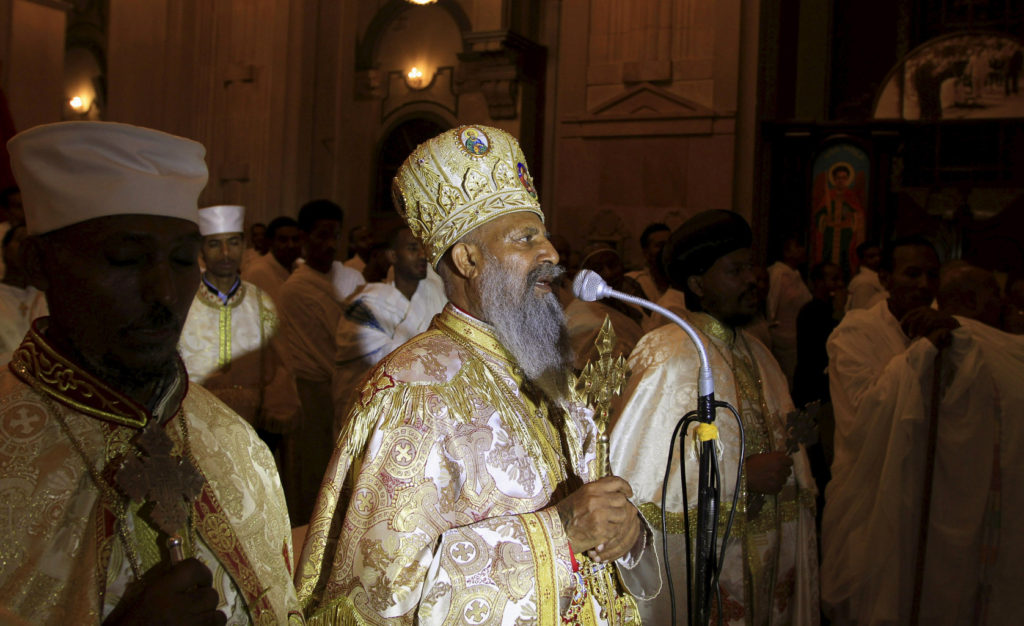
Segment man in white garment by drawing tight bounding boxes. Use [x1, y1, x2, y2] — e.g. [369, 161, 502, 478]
[936, 262, 1002, 328]
[178, 204, 299, 453]
[240, 220, 267, 271]
[822, 236, 1024, 625]
[845, 241, 886, 310]
[0, 121, 301, 623]
[277, 199, 347, 521]
[343, 224, 372, 274]
[768, 236, 813, 387]
[242, 215, 302, 305]
[332, 226, 446, 431]
[625, 222, 670, 302]
[612, 210, 820, 626]
[0, 222, 47, 363]
[327, 254, 365, 302]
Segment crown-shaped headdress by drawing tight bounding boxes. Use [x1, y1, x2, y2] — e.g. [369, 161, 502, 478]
[391, 125, 543, 267]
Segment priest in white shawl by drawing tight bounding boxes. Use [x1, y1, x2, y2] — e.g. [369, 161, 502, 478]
[332, 226, 446, 432]
[822, 237, 1024, 625]
[178, 204, 299, 446]
[611, 210, 820, 625]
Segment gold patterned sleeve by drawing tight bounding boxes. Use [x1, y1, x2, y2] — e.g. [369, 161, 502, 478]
[300, 370, 577, 625]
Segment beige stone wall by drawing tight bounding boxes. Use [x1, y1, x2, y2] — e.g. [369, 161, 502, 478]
[106, 0, 317, 226]
[1, 0, 68, 132]
[4, 0, 756, 253]
[547, 0, 756, 270]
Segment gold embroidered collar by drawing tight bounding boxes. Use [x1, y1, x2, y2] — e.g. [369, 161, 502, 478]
[688, 311, 736, 347]
[8, 318, 182, 429]
[432, 304, 519, 373]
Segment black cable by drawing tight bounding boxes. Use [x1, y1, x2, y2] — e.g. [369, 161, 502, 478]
[711, 401, 745, 592]
[662, 411, 697, 626]
[662, 400, 746, 626]
[711, 450, 723, 624]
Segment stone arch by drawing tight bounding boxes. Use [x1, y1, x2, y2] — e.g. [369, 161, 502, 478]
[357, 0, 472, 71]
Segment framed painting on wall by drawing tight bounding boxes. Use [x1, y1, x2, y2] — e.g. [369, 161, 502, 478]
[810, 141, 870, 280]
[874, 32, 1024, 121]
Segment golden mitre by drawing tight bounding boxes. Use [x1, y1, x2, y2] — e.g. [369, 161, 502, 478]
[391, 124, 543, 267]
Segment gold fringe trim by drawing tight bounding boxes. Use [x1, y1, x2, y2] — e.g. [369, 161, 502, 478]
[305, 595, 366, 626]
[639, 489, 815, 536]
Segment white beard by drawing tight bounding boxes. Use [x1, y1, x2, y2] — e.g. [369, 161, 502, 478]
[478, 255, 572, 402]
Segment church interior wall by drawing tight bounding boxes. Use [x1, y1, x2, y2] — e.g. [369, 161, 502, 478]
[1, 0, 1021, 276]
[1, 0, 67, 132]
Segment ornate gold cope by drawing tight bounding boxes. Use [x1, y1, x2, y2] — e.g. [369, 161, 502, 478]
[572, 316, 629, 477]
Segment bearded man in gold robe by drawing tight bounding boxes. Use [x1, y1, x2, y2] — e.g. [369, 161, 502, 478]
[295, 125, 660, 624]
[0, 122, 302, 624]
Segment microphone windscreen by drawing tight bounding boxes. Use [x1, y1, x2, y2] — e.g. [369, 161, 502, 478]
[573, 269, 608, 302]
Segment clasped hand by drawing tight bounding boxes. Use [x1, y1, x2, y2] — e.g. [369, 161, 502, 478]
[103, 558, 226, 626]
[556, 475, 642, 563]
[901, 306, 960, 349]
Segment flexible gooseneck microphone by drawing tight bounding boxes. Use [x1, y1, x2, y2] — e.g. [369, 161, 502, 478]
[573, 269, 744, 626]
[573, 270, 715, 417]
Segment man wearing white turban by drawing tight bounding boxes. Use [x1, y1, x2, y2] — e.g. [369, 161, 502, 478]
[0, 122, 303, 624]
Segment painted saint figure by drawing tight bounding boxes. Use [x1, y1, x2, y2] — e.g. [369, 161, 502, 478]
[813, 163, 864, 279]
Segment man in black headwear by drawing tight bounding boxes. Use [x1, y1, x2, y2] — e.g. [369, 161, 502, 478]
[610, 210, 820, 625]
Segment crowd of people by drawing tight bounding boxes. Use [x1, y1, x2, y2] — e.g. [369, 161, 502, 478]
[0, 120, 1020, 625]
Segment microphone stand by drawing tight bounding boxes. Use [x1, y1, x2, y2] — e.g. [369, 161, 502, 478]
[572, 271, 743, 626]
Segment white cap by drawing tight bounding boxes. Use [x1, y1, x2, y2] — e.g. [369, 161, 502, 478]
[198, 204, 245, 236]
[7, 121, 208, 235]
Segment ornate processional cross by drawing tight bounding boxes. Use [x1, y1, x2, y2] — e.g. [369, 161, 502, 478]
[114, 419, 205, 562]
[574, 316, 629, 477]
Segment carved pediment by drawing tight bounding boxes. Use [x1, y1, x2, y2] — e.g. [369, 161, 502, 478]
[562, 83, 719, 137]
[587, 84, 715, 120]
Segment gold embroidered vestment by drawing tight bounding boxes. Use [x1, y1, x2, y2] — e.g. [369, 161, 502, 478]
[296, 305, 657, 625]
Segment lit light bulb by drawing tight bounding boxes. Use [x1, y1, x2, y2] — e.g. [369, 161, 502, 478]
[406, 67, 425, 89]
[407, 0, 438, 5]
[69, 96, 86, 112]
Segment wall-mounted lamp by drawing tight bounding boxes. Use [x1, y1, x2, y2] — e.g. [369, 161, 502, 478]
[406, 67, 425, 89]
[66, 94, 96, 118]
[405, 0, 438, 5]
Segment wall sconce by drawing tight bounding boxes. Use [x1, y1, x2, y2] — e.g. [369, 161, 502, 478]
[66, 94, 96, 118]
[406, 67, 425, 89]
[405, 0, 438, 4]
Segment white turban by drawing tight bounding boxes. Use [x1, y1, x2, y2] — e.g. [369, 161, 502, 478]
[198, 204, 245, 236]
[7, 121, 208, 235]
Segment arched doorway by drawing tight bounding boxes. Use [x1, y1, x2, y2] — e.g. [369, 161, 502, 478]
[372, 116, 450, 219]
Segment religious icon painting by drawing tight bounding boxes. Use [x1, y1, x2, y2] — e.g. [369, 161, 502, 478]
[810, 141, 870, 280]
[458, 126, 490, 156]
[516, 162, 537, 198]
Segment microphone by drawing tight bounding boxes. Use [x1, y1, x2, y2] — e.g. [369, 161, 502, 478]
[572, 269, 714, 402]
[575, 269, 747, 625]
